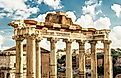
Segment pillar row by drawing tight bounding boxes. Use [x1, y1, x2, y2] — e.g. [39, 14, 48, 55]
[64, 39, 73, 78]
[77, 40, 86, 78]
[26, 35, 36, 78]
[89, 40, 97, 78]
[103, 40, 112, 78]
[15, 36, 24, 78]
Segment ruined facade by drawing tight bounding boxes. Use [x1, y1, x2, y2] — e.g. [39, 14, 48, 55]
[9, 11, 112, 78]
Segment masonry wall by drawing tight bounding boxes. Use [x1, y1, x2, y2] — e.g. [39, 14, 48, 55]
[0, 50, 50, 78]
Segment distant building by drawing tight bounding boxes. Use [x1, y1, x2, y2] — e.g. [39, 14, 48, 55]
[115, 56, 121, 66]
[0, 45, 50, 78]
[86, 48, 104, 66]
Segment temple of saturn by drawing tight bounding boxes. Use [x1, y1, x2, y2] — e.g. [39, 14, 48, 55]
[9, 12, 112, 78]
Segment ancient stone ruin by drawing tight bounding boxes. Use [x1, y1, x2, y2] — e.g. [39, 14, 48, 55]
[9, 12, 112, 78]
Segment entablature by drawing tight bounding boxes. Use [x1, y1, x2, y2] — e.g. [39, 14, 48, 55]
[9, 12, 111, 42]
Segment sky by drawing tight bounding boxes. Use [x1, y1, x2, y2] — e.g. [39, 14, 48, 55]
[0, 0, 121, 50]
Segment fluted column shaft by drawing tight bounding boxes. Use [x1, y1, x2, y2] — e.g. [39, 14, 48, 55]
[26, 35, 36, 78]
[89, 40, 97, 78]
[49, 38, 57, 78]
[77, 41, 86, 78]
[15, 36, 24, 78]
[36, 39, 41, 78]
[4, 72, 7, 78]
[64, 39, 73, 78]
[103, 40, 112, 78]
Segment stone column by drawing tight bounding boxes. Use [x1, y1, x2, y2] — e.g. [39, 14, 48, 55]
[103, 40, 112, 78]
[4, 72, 7, 78]
[26, 35, 36, 78]
[15, 36, 24, 78]
[48, 38, 57, 78]
[77, 40, 86, 78]
[89, 40, 97, 78]
[64, 39, 73, 78]
[36, 38, 41, 78]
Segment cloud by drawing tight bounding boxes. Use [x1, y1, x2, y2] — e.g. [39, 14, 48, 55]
[94, 17, 111, 29]
[0, 0, 39, 19]
[40, 38, 50, 50]
[76, 14, 94, 28]
[82, 0, 102, 17]
[0, 13, 7, 18]
[66, 11, 77, 22]
[111, 4, 121, 17]
[0, 35, 3, 50]
[82, 5, 96, 16]
[96, 9, 102, 15]
[0, 30, 15, 50]
[110, 26, 121, 48]
[0, 0, 27, 10]
[76, 14, 111, 29]
[43, 0, 63, 9]
[79, 0, 108, 29]
[35, 14, 47, 22]
[0, 0, 63, 19]
[12, 7, 39, 19]
[37, 0, 43, 4]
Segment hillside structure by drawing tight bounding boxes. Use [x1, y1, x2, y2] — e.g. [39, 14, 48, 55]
[9, 11, 112, 78]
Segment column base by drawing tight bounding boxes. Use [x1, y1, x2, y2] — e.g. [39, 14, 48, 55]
[27, 75, 35, 78]
[78, 71, 86, 78]
[50, 75, 57, 78]
[15, 73, 23, 78]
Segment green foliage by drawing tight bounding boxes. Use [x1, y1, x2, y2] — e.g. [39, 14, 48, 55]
[97, 48, 121, 77]
[97, 66, 104, 76]
[97, 53, 104, 59]
[111, 48, 121, 78]
[113, 66, 121, 78]
[57, 55, 66, 64]
[111, 48, 121, 65]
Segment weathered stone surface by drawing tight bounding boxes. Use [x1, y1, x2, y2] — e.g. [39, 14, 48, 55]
[9, 11, 112, 78]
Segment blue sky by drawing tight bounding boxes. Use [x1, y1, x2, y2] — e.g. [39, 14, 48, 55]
[0, 0, 121, 50]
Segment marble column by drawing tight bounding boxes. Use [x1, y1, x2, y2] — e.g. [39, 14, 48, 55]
[103, 40, 112, 78]
[89, 40, 97, 78]
[48, 38, 57, 78]
[36, 38, 41, 78]
[15, 36, 24, 78]
[26, 35, 36, 78]
[77, 40, 86, 78]
[64, 39, 73, 78]
[4, 72, 7, 78]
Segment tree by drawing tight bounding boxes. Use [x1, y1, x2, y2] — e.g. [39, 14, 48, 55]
[111, 48, 121, 78]
[97, 48, 121, 77]
[97, 66, 104, 76]
[57, 55, 66, 64]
